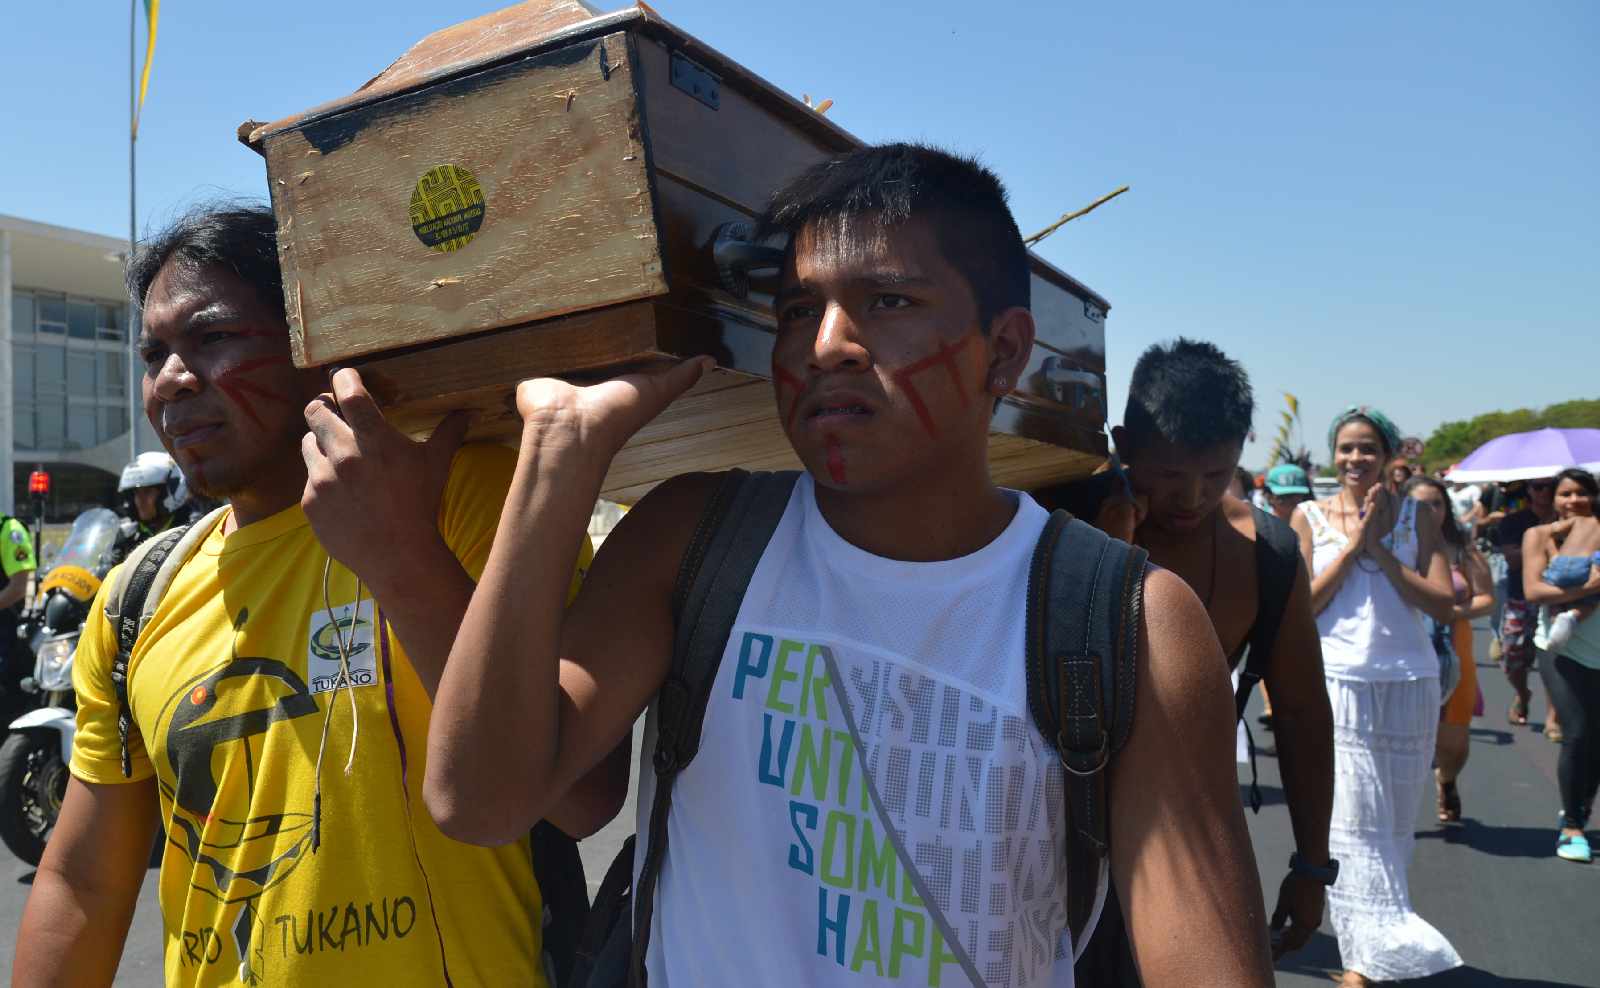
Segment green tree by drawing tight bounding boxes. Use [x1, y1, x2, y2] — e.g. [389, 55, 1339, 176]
[1423, 400, 1600, 471]
[1540, 399, 1600, 430]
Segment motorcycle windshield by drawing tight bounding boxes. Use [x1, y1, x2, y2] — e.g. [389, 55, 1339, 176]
[50, 508, 122, 576]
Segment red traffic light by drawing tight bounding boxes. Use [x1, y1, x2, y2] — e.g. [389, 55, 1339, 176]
[28, 470, 50, 495]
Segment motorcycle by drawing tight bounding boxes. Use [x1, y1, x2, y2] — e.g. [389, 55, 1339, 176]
[0, 508, 121, 865]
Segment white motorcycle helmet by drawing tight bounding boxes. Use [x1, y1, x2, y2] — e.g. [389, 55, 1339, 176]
[118, 451, 187, 515]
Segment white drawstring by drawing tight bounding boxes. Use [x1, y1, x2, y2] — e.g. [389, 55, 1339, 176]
[312, 556, 364, 850]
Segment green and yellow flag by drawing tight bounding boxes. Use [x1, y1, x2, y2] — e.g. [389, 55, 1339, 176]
[133, 0, 160, 138]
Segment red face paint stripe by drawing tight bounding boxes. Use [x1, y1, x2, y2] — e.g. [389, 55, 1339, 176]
[214, 356, 296, 429]
[900, 387, 940, 439]
[221, 355, 291, 375]
[215, 380, 270, 429]
[890, 333, 980, 440]
[825, 435, 847, 484]
[773, 365, 806, 432]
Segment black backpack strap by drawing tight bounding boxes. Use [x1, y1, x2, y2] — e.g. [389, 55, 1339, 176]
[108, 525, 189, 778]
[1233, 507, 1301, 720]
[531, 820, 589, 987]
[1231, 507, 1302, 814]
[1025, 509, 1148, 952]
[102, 504, 227, 779]
[627, 469, 800, 986]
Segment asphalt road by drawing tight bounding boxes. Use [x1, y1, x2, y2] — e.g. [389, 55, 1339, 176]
[1249, 623, 1597, 988]
[3, 621, 1594, 985]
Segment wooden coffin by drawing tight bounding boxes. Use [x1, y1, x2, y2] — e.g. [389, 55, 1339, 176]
[241, 0, 1110, 502]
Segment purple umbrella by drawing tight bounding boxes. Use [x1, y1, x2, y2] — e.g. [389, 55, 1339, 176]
[1447, 428, 1600, 483]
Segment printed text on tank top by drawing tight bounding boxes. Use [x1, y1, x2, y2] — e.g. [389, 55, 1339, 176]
[633, 476, 1076, 988]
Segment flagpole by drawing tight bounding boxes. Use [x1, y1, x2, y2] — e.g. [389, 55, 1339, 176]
[127, 0, 139, 462]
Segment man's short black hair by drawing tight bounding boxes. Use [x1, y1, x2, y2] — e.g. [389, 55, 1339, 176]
[756, 142, 1030, 327]
[127, 202, 285, 327]
[1121, 338, 1254, 454]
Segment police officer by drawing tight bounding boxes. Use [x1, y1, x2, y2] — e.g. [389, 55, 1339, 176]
[0, 510, 37, 694]
[116, 451, 195, 541]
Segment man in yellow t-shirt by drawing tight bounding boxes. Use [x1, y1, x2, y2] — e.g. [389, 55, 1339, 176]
[13, 205, 619, 987]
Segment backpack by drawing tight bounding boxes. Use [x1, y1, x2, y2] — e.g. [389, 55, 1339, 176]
[1075, 505, 1303, 985]
[101, 505, 593, 985]
[572, 469, 1149, 987]
[1231, 506, 1303, 724]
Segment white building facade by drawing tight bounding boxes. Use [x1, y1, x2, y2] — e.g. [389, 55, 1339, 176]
[2, 213, 157, 518]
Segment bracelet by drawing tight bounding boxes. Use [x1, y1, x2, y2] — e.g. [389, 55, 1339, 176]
[1289, 853, 1340, 886]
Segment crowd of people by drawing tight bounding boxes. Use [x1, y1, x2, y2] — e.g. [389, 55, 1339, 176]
[5, 142, 1595, 988]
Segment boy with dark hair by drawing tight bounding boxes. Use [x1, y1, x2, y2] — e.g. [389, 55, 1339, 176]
[416, 145, 1273, 986]
[1121, 338, 1256, 458]
[14, 203, 614, 987]
[1043, 338, 1336, 968]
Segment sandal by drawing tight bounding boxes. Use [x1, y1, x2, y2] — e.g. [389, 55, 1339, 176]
[1437, 781, 1462, 823]
[1548, 722, 1566, 743]
[1509, 695, 1529, 726]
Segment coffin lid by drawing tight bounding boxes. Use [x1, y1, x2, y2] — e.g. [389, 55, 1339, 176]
[236, 0, 1110, 312]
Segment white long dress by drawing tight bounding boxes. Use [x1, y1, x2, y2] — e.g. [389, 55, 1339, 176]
[1301, 499, 1463, 980]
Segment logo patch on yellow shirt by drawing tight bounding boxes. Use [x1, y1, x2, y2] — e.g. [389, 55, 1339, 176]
[306, 600, 378, 694]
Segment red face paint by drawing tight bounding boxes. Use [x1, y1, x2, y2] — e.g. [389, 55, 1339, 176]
[773, 364, 806, 432]
[889, 332, 979, 439]
[214, 355, 294, 429]
[825, 435, 847, 485]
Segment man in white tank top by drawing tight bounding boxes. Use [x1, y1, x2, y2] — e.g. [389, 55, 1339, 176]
[420, 145, 1274, 987]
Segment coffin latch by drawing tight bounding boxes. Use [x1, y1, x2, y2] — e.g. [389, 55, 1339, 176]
[712, 222, 785, 300]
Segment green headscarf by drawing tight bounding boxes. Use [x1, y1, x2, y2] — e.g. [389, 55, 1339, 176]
[1328, 405, 1401, 458]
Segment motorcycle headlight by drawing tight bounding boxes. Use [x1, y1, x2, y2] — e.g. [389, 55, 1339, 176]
[35, 635, 78, 692]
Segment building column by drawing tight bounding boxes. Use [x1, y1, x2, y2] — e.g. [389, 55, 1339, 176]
[0, 229, 14, 516]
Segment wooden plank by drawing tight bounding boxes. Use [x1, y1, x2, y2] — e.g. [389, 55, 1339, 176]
[243, 1, 603, 143]
[370, 356, 1101, 501]
[603, 418, 794, 493]
[624, 373, 773, 446]
[988, 438, 1106, 492]
[355, 301, 660, 404]
[600, 424, 1103, 504]
[265, 31, 665, 368]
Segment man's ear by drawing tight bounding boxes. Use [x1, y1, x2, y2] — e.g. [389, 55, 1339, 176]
[984, 306, 1036, 397]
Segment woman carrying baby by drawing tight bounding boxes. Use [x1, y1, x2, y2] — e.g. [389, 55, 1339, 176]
[1523, 467, 1600, 862]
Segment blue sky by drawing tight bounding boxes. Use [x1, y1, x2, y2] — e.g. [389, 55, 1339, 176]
[3, 0, 1593, 468]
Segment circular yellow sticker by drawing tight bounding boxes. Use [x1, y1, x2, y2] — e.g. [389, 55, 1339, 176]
[409, 164, 485, 253]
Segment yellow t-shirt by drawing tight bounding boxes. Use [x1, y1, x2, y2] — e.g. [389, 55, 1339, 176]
[71, 444, 592, 988]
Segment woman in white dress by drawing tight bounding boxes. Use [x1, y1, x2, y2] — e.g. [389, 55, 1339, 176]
[1290, 406, 1463, 987]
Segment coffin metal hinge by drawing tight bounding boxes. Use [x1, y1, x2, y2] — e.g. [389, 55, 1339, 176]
[670, 51, 720, 109]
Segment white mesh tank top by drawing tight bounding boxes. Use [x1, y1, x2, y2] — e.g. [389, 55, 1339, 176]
[633, 474, 1076, 987]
